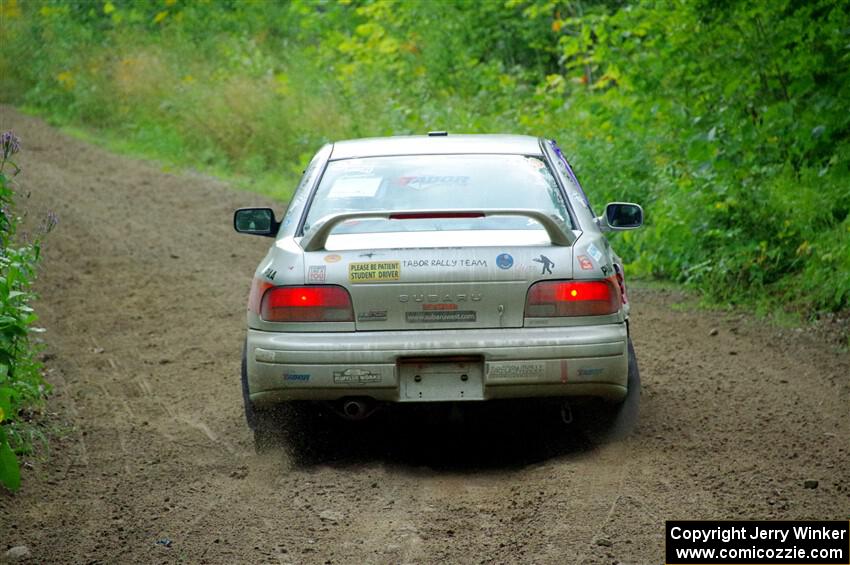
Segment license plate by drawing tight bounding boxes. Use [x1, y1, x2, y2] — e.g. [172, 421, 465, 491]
[398, 359, 484, 402]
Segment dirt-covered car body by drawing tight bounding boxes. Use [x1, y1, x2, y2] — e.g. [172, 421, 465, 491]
[235, 134, 642, 425]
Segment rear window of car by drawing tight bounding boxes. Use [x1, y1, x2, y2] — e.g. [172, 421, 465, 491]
[302, 154, 573, 235]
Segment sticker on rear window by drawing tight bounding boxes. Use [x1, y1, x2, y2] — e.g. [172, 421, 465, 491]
[524, 157, 546, 169]
[327, 176, 382, 199]
[335, 161, 374, 174]
[395, 176, 469, 190]
[348, 261, 401, 283]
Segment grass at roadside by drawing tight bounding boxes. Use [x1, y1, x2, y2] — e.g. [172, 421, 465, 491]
[34, 111, 300, 204]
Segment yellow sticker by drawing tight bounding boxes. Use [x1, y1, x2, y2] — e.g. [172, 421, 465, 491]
[349, 261, 400, 283]
[324, 254, 342, 263]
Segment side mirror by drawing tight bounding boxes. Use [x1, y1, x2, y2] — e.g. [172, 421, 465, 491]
[233, 208, 279, 237]
[598, 202, 643, 231]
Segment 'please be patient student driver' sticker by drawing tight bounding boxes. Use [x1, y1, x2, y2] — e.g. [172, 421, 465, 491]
[348, 261, 401, 283]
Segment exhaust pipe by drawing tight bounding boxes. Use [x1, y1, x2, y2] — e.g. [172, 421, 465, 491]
[340, 398, 374, 421]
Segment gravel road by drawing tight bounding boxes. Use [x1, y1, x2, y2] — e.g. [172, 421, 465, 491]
[1, 107, 848, 564]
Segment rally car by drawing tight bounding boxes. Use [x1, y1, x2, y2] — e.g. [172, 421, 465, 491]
[234, 133, 643, 447]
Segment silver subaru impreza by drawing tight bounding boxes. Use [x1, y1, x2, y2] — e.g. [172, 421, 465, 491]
[234, 133, 643, 446]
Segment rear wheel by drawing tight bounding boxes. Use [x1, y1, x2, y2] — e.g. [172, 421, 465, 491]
[241, 339, 259, 430]
[585, 338, 640, 441]
[242, 340, 292, 452]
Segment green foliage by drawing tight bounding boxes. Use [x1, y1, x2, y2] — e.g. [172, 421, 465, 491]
[1, 0, 848, 315]
[0, 131, 54, 491]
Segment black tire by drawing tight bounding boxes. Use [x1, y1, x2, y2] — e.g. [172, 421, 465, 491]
[587, 338, 641, 441]
[242, 339, 289, 452]
[241, 339, 258, 430]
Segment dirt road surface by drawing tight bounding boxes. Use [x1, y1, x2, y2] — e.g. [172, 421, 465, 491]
[1, 107, 848, 564]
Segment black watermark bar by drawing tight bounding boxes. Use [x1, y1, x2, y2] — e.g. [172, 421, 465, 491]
[666, 521, 850, 564]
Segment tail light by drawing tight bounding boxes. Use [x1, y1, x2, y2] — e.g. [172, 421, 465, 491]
[525, 279, 621, 317]
[258, 285, 354, 322]
[248, 277, 274, 314]
[614, 263, 628, 304]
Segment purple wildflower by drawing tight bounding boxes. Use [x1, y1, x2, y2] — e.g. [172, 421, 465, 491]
[40, 210, 59, 234]
[1, 130, 21, 160]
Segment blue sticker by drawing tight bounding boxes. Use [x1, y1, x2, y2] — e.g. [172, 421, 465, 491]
[587, 243, 603, 263]
[496, 253, 514, 270]
[283, 373, 310, 382]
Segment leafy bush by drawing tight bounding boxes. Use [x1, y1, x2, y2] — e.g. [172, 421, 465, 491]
[1, 0, 847, 316]
[0, 131, 55, 491]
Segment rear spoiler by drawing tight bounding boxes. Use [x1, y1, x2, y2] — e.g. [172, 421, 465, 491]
[299, 209, 576, 251]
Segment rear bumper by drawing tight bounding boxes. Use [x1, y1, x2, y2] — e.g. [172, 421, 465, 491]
[246, 324, 629, 406]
